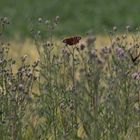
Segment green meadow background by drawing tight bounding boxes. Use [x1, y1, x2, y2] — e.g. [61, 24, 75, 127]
[0, 1, 140, 140]
[0, 0, 140, 37]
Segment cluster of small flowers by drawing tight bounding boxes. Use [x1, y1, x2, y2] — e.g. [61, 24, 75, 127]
[115, 47, 125, 58]
[131, 72, 140, 80]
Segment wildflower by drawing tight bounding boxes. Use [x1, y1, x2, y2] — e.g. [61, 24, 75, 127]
[113, 26, 117, 32]
[122, 34, 127, 39]
[101, 46, 110, 54]
[32, 59, 40, 68]
[131, 72, 140, 79]
[27, 70, 33, 78]
[116, 36, 120, 41]
[21, 55, 28, 62]
[18, 84, 24, 91]
[45, 20, 50, 25]
[80, 44, 85, 50]
[54, 16, 60, 24]
[61, 48, 70, 56]
[116, 47, 125, 58]
[60, 102, 65, 110]
[90, 48, 97, 58]
[38, 17, 42, 23]
[126, 25, 131, 31]
[2, 17, 10, 24]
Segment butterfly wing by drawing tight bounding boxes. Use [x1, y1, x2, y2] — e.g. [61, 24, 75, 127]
[63, 36, 81, 46]
[73, 37, 81, 45]
[63, 38, 72, 45]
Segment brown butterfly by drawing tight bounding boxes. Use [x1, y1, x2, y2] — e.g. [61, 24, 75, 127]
[130, 52, 140, 64]
[63, 36, 81, 46]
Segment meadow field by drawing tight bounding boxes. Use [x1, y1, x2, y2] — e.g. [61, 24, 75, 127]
[0, 16, 140, 140]
[0, 0, 140, 139]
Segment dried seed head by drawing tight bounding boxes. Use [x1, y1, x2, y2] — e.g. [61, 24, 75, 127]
[45, 20, 50, 25]
[54, 16, 60, 24]
[113, 26, 117, 32]
[12, 87, 16, 92]
[38, 17, 42, 23]
[126, 25, 131, 31]
[101, 46, 110, 54]
[131, 72, 140, 79]
[3, 17, 7, 21]
[55, 16, 60, 21]
[33, 76, 37, 81]
[90, 49, 97, 58]
[116, 36, 120, 41]
[21, 55, 28, 62]
[122, 34, 127, 39]
[32, 59, 40, 68]
[0, 17, 10, 25]
[18, 84, 24, 91]
[80, 44, 85, 50]
[61, 48, 69, 56]
[60, 102, 65, 110]
[27, 71, 33, 77]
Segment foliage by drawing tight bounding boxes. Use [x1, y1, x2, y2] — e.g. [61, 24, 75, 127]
[0, 0, 140, 37]
[0, 18, 39, 140]
[0, 17, 140, 140]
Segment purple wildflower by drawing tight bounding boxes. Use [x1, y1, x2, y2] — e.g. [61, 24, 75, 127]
[90, 49, 97, 58]
[131, 72, 140, 79]
[116, 47, 125, 58]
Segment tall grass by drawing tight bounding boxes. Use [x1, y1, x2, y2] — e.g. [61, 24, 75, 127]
[0, 17, 140, 140]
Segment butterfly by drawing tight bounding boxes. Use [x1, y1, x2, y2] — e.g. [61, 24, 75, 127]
[63, 36, 81, 46]
[130, 52, 140, 64]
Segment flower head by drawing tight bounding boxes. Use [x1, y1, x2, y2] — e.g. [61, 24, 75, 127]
[116, 47, 125, 58]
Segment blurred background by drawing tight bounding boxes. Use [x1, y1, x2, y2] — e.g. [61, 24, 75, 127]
[0, 0, 139, 38]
